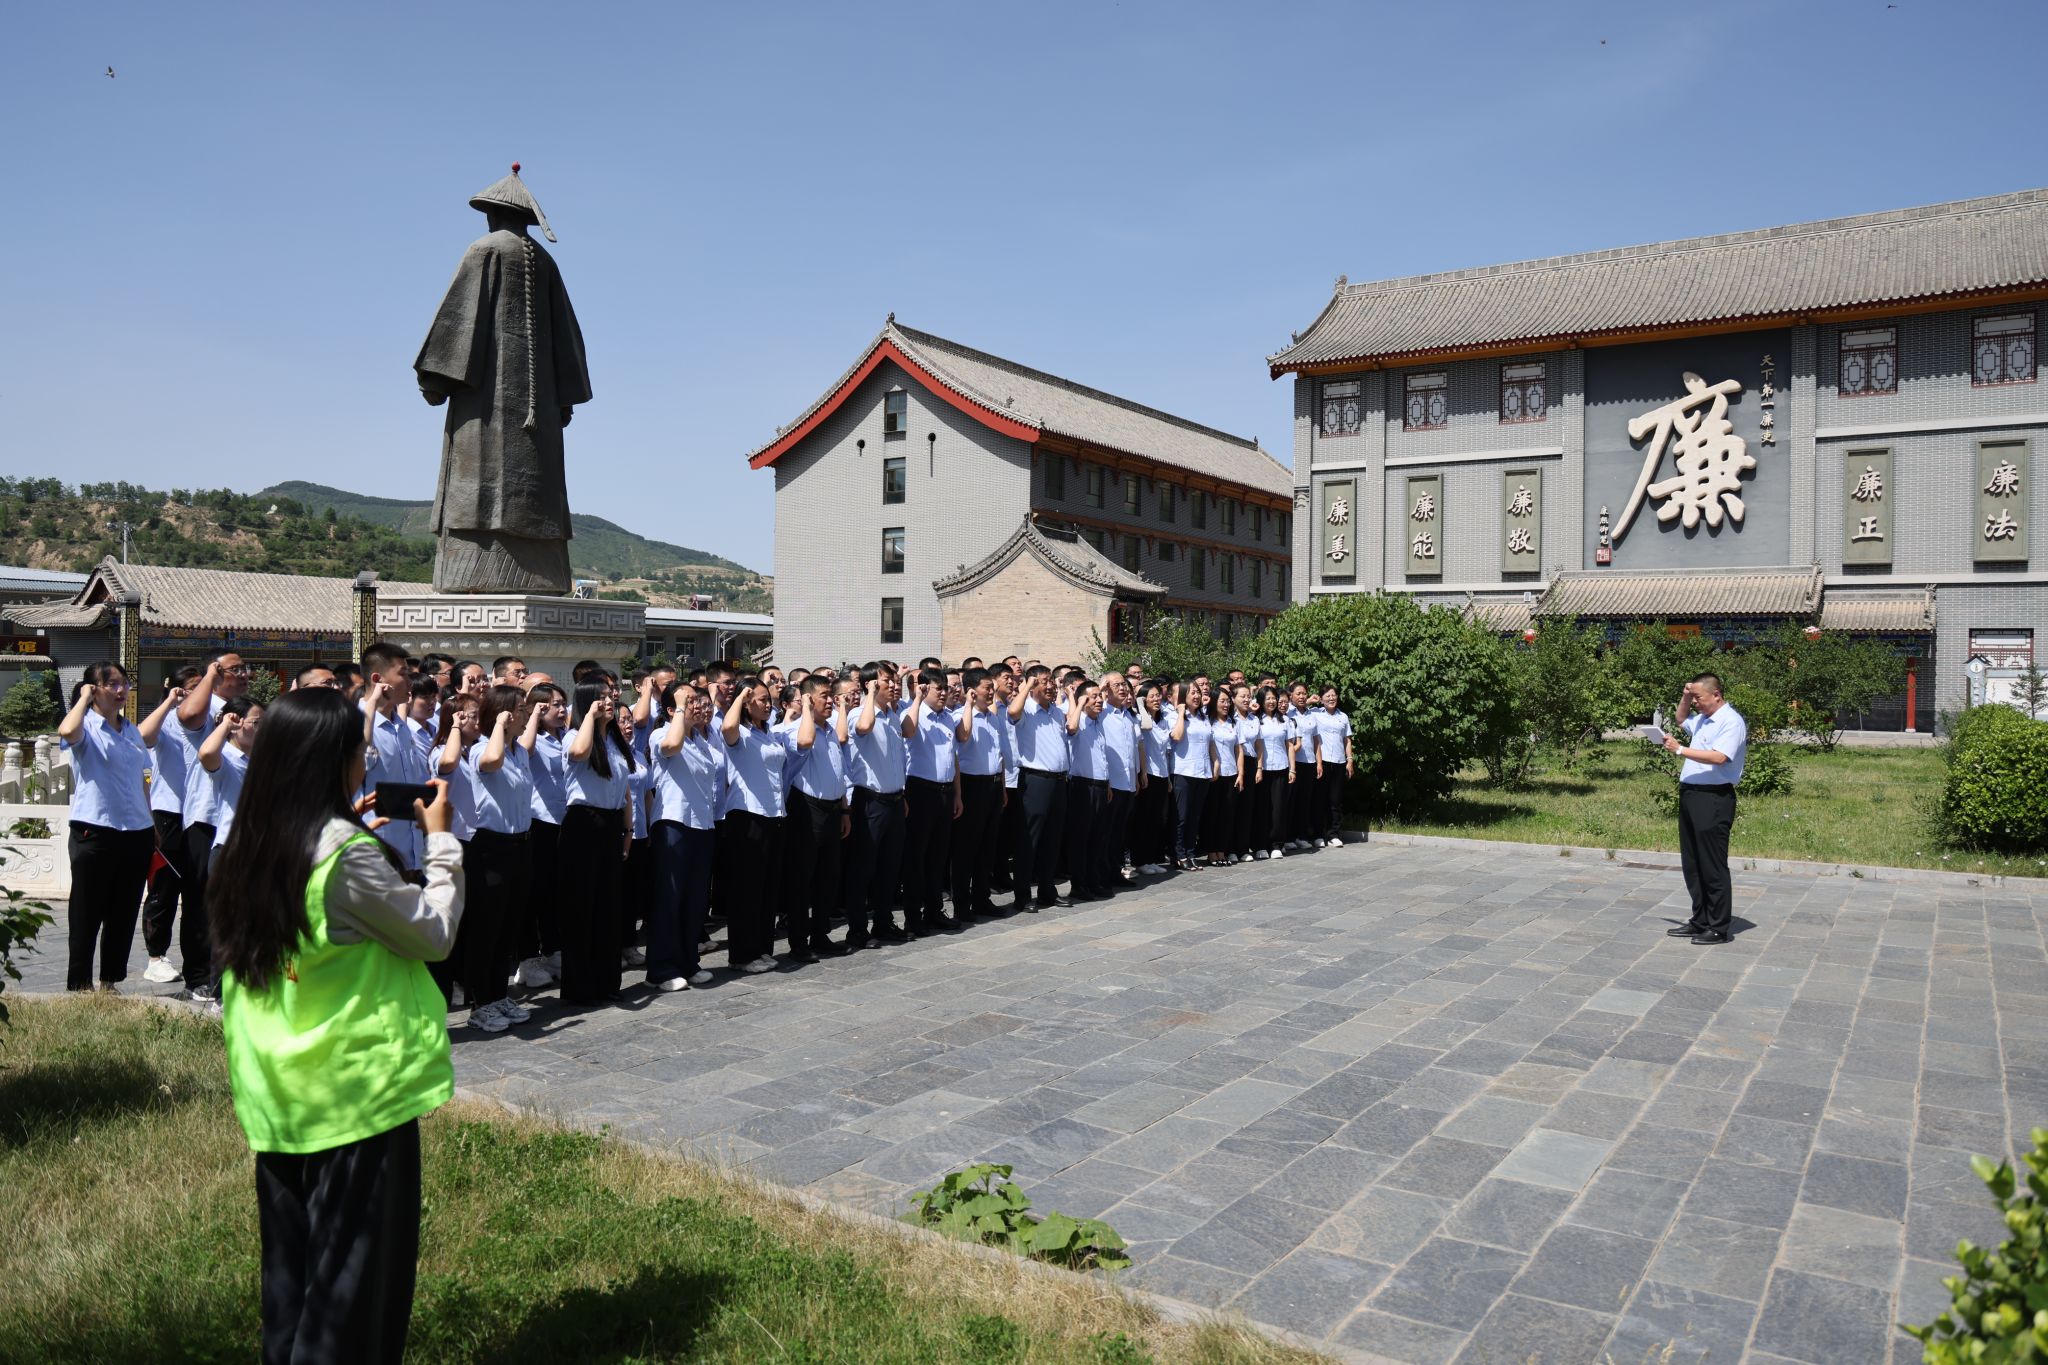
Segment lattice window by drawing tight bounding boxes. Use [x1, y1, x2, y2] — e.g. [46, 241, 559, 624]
[1839, 326, 1898, 396]
[1404, 372, 1448, 430]
[1319, 380, 1363, 437]
[1499, 362, 1547, 423]
[1974, 314, 2036, 387]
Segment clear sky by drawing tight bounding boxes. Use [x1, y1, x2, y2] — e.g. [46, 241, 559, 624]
[6, 1, 2042, 575]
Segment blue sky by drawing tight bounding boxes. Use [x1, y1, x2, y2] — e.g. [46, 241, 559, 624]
[6, 1, 2041, 575]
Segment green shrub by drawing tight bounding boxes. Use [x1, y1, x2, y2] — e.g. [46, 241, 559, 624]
[1091, 612, 1232, 683]
[1938, 704, 2048, 851]
[1240, 594, 1516, 819]
[907, 1164, 1130, 1272]
[1902, 1127, 2048, 1362]
[0, 670, 60, 738]
[1515, 618, 1626, 770]
[1607, 622, 1721, 722]
[1740, 625, 1907, 750]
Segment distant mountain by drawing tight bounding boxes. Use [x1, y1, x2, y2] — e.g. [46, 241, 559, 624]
[259, 482, 758, 578]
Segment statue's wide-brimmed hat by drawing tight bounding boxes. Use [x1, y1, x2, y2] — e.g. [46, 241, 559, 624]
[469, 164, 555, 242]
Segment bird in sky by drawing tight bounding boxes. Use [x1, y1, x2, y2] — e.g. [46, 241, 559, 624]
[105, 66, 115, 78]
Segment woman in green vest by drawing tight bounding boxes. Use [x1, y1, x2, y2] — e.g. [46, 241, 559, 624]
[209, 686, 466, 1365]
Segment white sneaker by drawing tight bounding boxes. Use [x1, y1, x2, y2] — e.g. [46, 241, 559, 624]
[622, 945, 647, 967]
[1272, 847, 1286, 859]
[653, 976, 690, 992]
[517, 956, 557, 988]
[742, 956, 777, 975]
[1238, 853, 1253, 863]
[493, 997, 531, 1024]
[1138, 863, 1165, 876]
[1254, 849, 1270, 861]
[452, 983, 467, 1008]
[143, 956, 181, 984]
[1326, 836, 1343, 848]
[468, 1001, 509, 1033]
[687, 969, 714, 987]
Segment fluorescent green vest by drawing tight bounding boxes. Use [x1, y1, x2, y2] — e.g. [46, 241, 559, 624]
[223, 833, 452, 1154]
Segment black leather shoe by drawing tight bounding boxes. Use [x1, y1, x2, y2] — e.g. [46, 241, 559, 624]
[1666, 923, 1705, 937]
[1691, 930, 1731, 945]
[1049, 896, 1073, 909]
[877, 925, 910, 943]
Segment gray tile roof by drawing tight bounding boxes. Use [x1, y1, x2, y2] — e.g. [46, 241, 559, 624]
[1538, 565, 1824, 619]
[3, 600, 110, 630]
[1818, 587, 1936, 633]
[1463, 597, 1534, 635]
[753, 319, 1294, 499]
[1271, 189, 2048, 373]
[0, 557, 362, 634]
[933, 515, 1166, 599]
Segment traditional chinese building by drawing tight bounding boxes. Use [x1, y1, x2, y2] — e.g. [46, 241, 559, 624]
[1273, 189, 2048, 726]
[750, 318, 1294, 667]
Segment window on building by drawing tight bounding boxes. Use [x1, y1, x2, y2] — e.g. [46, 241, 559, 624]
[1220, 499, 1236, 535]
[1500, 362, 1547, 423]
[1974, 314, 2036, 387]
[880, 597, 903, 644]
[1220, 554, 1235, 594]
[1277, 511, 1290, 545]
[1839, 326, 1898, 396]
[1084, 527, 1105, 551]
[1319, 379, 1363, 438]
[881, 526, 905, 574]
[1155, 540, 1176, 562]
[1404, 372, 1449, 430]
[1159, 482, 1176, 522]
[882, 455, 906, 504]
[1044, 453, 1065, 499]
[1191, 490, 1207, 529]
[1250, 560, 1263, 598]
[1251, 505, 1264, 540]
[1275, 562, 1287, 600]
[1086, 465, 1105, 508]
[1124, 473, 1140, 514]
[1189, 549, 1206, 590]
[883, 389, 908, 434]
[1970, 629, 2034, 670]
[1122, 535, 1141, 571]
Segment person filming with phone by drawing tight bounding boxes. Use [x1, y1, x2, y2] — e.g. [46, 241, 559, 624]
[1662, 673, 1747, 946]
[209, 686, 466, 1365]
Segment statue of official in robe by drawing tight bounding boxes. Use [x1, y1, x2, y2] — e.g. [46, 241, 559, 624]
[415, 166, 592, 595]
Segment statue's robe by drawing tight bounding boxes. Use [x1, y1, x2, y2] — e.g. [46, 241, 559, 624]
[414, 228, 592, 594]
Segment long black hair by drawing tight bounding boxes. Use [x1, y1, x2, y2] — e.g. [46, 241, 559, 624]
[210, 688, 395, 991]
[571, 678, 635, 777]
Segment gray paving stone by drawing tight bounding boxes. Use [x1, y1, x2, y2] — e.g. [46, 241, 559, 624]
[1096, 1114, 1232, 1174]
[1456, 1292, 1617, 1365]
[1587, 986, 1664, 1016]
[1378, 1136, 1508, 1200]
[1716, 1113, 1819, 1172]
[1337, 1309, 1468, 1365]
[1171, 1191, 1329, 1274]
[1371, 1236, 1526, 1331]
[1739, 1078, 1832, 1124]
[1567, 1169, 1690, 1241]
[1752, 1268, 1894, 1364]
[1605, 1281, 1758, 1365]
[1230, 1248, 1388, 1341]
[1687, 1158, 1802, 1228]
[1438, 1095, 1548, 1148]
[1512, 1223, 1658, 1315]
[1545, 1087, 1644, 1140]
[1330, 1100, 1448, 1156]
[1649, 1213, 1783, 1301]
[1443, 1177, 1573, 1252]
[1801, 1150, 1910, 1222]
[1491, 1127, 1612, 1191]
[1310, 1186, 1453, 1263]
[1177, 1076, 1301, 1126]
[1779, 1202, 1904, 1289]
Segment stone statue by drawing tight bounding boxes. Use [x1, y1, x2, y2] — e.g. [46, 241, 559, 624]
[415, 165, 592, 594]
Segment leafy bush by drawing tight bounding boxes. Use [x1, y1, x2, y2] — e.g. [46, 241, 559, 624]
[1607, 622, 1721, 722]
[1902, 1126, 2048, 1362]
[1743, 625, 1907, 750]
[1240, 595, 1516, 819]
[1938, 704, 2048, 851]
[244, 668, 282, 706]
[0, 874, 56, 1034]
[1092, 612, 1233, 683]
[0, 670, 60, 738]
[907, 1163, 1131, 1271]
[1515, 618, 1626, 770]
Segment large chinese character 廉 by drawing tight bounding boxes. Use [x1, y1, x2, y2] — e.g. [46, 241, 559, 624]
[1616, 372, 1755, 539]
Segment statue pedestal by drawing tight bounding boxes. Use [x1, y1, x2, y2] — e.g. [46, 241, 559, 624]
[376, 592, 646, 681]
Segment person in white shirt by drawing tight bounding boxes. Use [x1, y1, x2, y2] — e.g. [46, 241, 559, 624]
[1315, 687, 1355, 847]
[1663, 673, 1749, 946]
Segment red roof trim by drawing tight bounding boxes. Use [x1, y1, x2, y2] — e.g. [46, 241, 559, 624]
[749, 338, 1041, 469]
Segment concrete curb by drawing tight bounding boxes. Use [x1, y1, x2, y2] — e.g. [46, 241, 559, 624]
[451, 1084, 1396, 1365]
[1343, 827, 2041, 891]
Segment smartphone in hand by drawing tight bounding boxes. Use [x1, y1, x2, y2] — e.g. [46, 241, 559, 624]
[374, 782, 439, 821]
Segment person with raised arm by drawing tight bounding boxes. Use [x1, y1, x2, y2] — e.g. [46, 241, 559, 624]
[557, 681, 631, 1004]
[718, 677, 799, 972]
[461, 684, 538, 1028]
[58, 661, 173, 992]
[1005, 664, 1074, 910]
[648, 681, 724, 990]
[781, 675, 851, 961]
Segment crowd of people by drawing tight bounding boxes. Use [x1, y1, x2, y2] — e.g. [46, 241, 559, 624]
[57, 644, 1360, 1025]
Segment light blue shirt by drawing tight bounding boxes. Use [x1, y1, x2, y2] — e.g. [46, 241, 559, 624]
[850, 701, 909, 793]
[206, 744, 251, 850]
[528, 731, 568, 824]
[1172, 711, 1213, 780]
[906, 704, 959, 783]
[64, 709, 153, 832]
[360, 705, 428, 870]
[651, 730, 726, 829]
[627, 762, 653, 839]
[959, 707, 1005, 777]
[1317, 710, 1353, 764]
[149, 717, 199, 817]
[1011, 696, 1070, 774]
[1100, 706, 1139, 793]
[1292, 708, 1320, 765]
[1680, 705, 1748, 786]
[443, 747, 477, 842]
[1139, 710, 1171, 779]
[564, 741, 629, 811]
[722, 723, 796, 818]
[1069, 711, 1109, 781]
[1236, 716, 1260, 766]
[1211, 713, 1240, 778]
[468, 743, 534, 836]
[1256, 715, 1293, 771]
[999, 703, 1020, 788]
[790, 720, 852, 802]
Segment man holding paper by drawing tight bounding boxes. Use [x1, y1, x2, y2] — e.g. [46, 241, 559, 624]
[1661, 674, 1747, 945]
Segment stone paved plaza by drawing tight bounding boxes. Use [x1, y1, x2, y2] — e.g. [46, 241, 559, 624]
[25, 840, 2048, 1363]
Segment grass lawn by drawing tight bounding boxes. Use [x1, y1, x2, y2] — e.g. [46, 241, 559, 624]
[0, 997, 1327, 1365]
[1369, 739, 2048, 880]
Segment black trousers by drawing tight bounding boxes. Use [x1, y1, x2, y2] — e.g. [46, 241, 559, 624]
[903, 777, 954, 926]
[1131, 780, 1171, 867]
[460, 830, 528, 1007]
[524, 819, 561, 960]
[953, 775, 1003, 914]
[1320, 766, 1348, 839]
[142, 810, 189, 959]
[722, 810, 785, 962]
[1017, 769, 1067, 906]
[1257, 770, 1289, 849]
[1232, 772, 1258, 854]
[1290, 761, 1320, 842]
[1171, 775, 1207, 864]
[1203, 778, 1239, 857]
[623, 836, 654, 945]
[256, 1119, 421, 1365]
[649, 821, 713, 979]
[65, 822, 154, 990]
[557, 805, 623, 1003]
[997, 780, 1024, 889]
[1097, 786, 1135, 889]
[783, 793, 843, 951]
[844, 786, 905, 938]
[1678, 784, 1737, 933]
[183, 820, 220, 990]
[1065, 778, 1108, 895]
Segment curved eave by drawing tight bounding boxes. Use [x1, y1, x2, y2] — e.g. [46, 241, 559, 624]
[1268, 281, 2048, 379]
[748, 338, 1040, 470]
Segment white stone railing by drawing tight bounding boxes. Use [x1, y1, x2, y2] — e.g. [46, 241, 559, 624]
[0, 737, 71, 805]
[0, 802, 67, 898]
